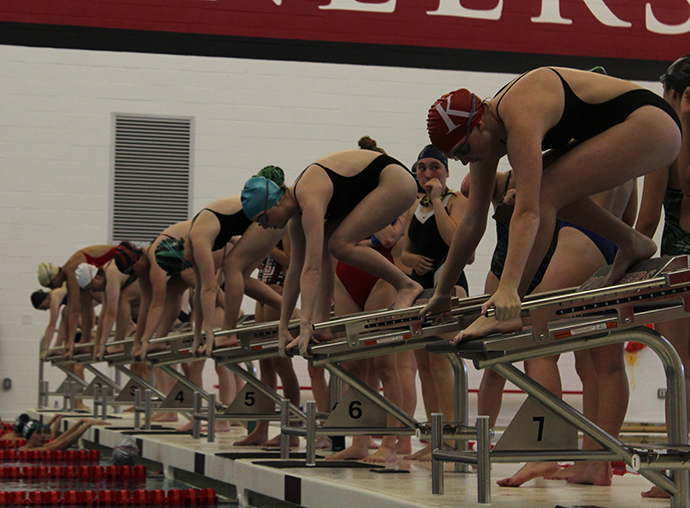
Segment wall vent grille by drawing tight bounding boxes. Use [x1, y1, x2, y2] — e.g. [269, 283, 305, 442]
[111, 115, 192, 243]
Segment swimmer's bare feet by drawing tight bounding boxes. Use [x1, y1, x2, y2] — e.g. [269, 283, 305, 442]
[393, 282, 424, 311]
[214, 420, 233, 432]
[234, 425, 269, 446]
[135, 340, 167, 361]
[176, 420, 194, 432]
[641, 486, 670, 498]
[395, 436, 412, 455]
[151, 412, 178, 423]
[315, 436, 331, 449]
[263, 433, 300, 448]
[545, 462, 583, 480]
[326, 437, 369, 461]
[565, 461, 613, 486]
[451, 315, 523, 345]
[496, 462, 562, 487]
[404, 443, 431, 461]
[74, 401, 90, 411]
[368, 437, 380, 450]
[364, 445, 398, 463]
[213, 334, 239, 350]
[605, 234, 657, 286]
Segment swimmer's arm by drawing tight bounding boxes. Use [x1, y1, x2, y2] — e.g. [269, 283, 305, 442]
[41, 288, 65, 354]
[280, 219, 304, 328]
[133, 273, 152, 349]
[43, 420, 94, 451]
[97, 272, 121, 349]
[278, 218, 305, 353]
[636, 169, 668, 239]
[298, 200, 327, 331]
[499, 124, 545, 293]
[400, 203, 421, 268]
[369, 213, 407, 249]
[78, 286, 95, 345]
[435, 161, 496, 296]
[64, 268, 82, 354]
[437, 191, 467, 247]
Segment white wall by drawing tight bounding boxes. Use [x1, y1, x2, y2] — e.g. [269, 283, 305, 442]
[0, 44, 668, 424]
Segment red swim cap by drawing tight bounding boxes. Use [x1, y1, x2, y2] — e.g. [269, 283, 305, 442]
[427, 89, 484, 154]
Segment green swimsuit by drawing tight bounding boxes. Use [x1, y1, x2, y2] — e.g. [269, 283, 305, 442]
[662, 187, 690, 256]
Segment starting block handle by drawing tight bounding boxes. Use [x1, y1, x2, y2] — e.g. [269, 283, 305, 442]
[484, 276, 668, 319]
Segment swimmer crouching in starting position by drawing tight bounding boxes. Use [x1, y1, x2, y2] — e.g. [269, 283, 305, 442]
[421, 67, 682, 341]
[240, 144, 422, 357]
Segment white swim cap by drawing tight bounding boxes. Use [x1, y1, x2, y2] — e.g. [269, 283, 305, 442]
[75, 263, 98, 289]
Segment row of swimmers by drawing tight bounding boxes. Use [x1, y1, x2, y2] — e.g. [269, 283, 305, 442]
[30, 57, 690, 497]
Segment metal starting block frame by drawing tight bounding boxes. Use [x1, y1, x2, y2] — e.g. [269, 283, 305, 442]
[209, 318, 308, 430]
[41, 341, 122, 411]
[276, 288, 570, 465]
[105, 331, 211, 426]
[425, 255, 690, 508]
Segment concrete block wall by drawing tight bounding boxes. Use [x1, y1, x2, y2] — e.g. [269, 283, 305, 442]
[0, 43, 667, 424]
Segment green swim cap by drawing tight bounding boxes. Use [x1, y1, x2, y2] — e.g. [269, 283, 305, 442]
[257, 165, 285, 187]
[154, 238, 191, 275]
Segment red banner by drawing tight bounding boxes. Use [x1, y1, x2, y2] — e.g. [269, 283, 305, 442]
[0, 1, 687, 62]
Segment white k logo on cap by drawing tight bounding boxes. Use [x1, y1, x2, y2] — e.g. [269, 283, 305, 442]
[435, 98, 471, 134]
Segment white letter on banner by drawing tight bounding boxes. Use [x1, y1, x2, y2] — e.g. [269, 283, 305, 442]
[532, 0, 630, 27]
[427, 0, 502, 21]
[646, 2, 690, 34]
[319, 0, 396, 13]
[531, 0, 572, 24]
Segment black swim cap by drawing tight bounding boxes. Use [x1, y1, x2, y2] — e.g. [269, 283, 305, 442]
[661, 55, 690, 94]
[13, 414, 30, 435]
[30, 290, 49, 309]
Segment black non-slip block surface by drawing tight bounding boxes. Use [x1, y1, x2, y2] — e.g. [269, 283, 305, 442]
[252, 460, 385, 469]
[216, 452, 324, 460]
[105, 425, 175, 431]
[120, 430, 198, 436]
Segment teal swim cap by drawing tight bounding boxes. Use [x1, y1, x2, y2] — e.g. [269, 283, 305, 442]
[241, 176, 284, 220]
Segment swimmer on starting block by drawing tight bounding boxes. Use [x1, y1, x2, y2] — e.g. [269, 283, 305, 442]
[74, 249, 141, 361]
[38, 245, 118, 359]
[182, 165, 286, 357]
[421, 67, 682, 341]
[240, 138, 422, 357]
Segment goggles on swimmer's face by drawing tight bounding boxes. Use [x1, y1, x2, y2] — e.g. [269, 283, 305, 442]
[451, 93, 476, 161]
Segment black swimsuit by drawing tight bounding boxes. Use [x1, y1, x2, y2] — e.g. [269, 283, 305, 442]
[194, 208, 252, 251]
[296, 154, 408, 221]
[495, 68, 681, 150]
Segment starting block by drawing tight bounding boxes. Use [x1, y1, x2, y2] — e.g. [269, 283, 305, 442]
[424, 256, 690, 507]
